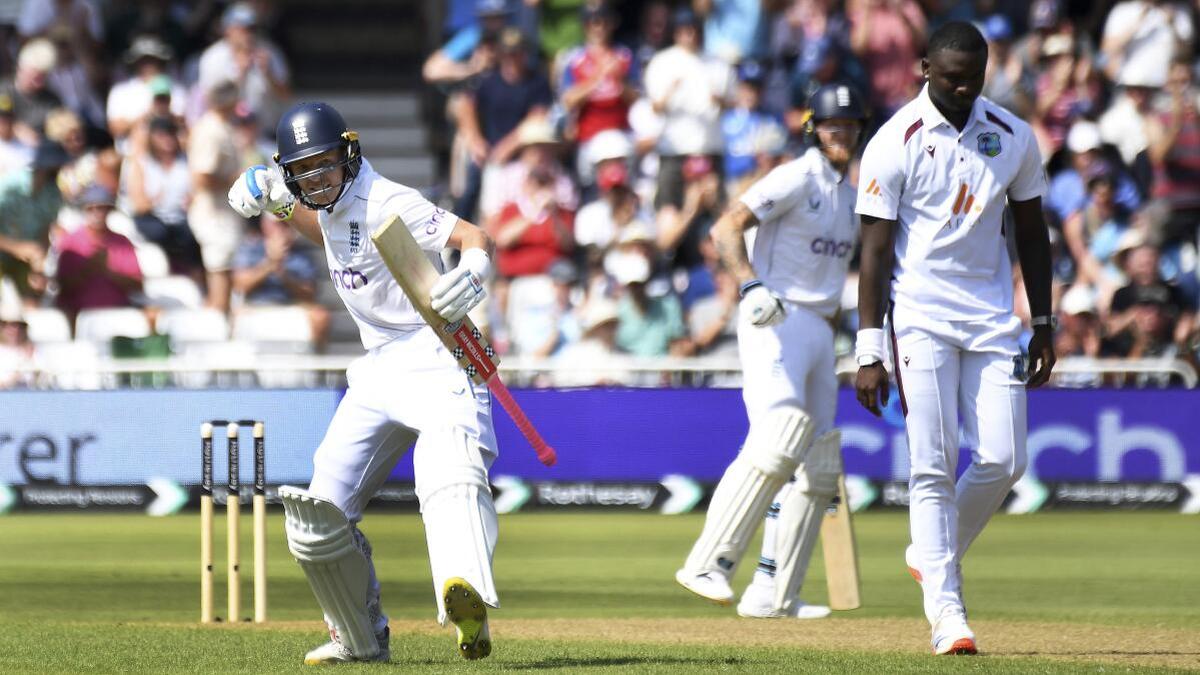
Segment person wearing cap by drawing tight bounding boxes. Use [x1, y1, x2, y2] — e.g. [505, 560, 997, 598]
[107, 35, 186, 151]
[1046, 120, 1141, 223]
[1101, 0, 1193, 89]
[188, 80, 244, 313]
[676, 83, 866, 622]
[552, 295, 630, 386]
[0, 95, 33, 175]
[1052, 284, 1103, 387]
[847, 0, 926, 118]
[560, 3, 636, 179]
[455, 26, 552, 221]
[644, 6, 735, 210]
[721, 59, 787, 192]
[198, 2, 290, 121]
[0, 38, 64, 145]
[54, 184, 144, 323]
[123, 115, 201, 274]
[422, 0, 514, 87]
[575, 129, 652, 259]
[0, 140, 66, 304]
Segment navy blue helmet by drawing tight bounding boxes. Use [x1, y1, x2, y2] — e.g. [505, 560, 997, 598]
[808, 83, 868, 123]
[273, 102, 362, 210]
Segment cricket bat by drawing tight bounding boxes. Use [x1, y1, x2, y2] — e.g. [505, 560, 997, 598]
[371, 215, 556, 466]
[820, 473, 861, 610]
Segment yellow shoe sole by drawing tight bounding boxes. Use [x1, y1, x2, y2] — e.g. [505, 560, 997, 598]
[442, 577, 491, 660]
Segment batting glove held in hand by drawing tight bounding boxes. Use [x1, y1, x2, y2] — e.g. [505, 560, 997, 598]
[739, 282, 785, 327]
[430, 248, 491, 323]
[228, 165, 295, 220]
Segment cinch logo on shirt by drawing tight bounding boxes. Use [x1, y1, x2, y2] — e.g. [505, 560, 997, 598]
[810, 238, 854, 258]
[330, 266, 368, 290]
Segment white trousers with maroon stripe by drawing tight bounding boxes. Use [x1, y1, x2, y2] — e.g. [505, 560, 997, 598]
[889, 308, 1028, 625]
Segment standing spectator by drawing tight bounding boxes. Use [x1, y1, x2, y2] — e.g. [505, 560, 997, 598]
[980, 14, 1032, 118]
[198, 2, 291, 125]
[107, 35, 187, 153]
[0, 38, 64, 145]
[121, 115, 200, 275]
[644, 7, 734, 209]
[17, 0, 102, 45]
[1046, 120, 1141, 223]
[697, 0, 768, 63]
[188, 80, 243, 313]
[0, 95, 33, 175]
[847, 0, 926, 118]
[629, 0, 672, 88]
[559, 4, 636, 182]
[611, 229, 690, 357]
[1100, 0, 1192, 88]
[1031, 33, 1100, 159]
[0, 140, 66, 306]
[657, 154, 723, 272]
[55, 184, 144, 323]
[421, 0, 511, 87]
[1100, 62, 1162, 170]
[720, 60, 786, 194]
[44, 25, 105, 135]
[1145, 59, 1200, 247]
[232, 217, 330, 352]
[1103, 242, 1196, 359]
[456, 27, 552, 222]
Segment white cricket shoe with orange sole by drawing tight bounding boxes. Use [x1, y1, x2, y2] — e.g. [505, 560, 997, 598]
[931, 607, 977, 655]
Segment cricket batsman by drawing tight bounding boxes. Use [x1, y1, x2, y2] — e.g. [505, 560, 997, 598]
[676, 83, 867, 618]
[227, 102, 499, 663]
[854, 22, 1056, 654]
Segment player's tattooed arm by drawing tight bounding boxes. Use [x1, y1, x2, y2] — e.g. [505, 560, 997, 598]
[709, 202, 760, 287]
[1011, 197, 1057, 388]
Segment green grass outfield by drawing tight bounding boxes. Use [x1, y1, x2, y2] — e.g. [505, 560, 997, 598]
[0, 510, 1197, 673]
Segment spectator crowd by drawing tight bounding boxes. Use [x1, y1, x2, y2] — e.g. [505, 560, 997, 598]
[1, 0, 1199, 388]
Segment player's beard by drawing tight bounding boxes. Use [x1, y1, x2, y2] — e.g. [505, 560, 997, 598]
[821, 142, 852, 168]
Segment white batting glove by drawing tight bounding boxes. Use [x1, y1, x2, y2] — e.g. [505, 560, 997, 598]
[227, 165, 295, 220]
[430, 248, 491, 323]
[739, 281, 786, 327]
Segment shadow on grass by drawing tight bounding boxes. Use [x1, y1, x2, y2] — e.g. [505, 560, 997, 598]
[493, 655, 746, 670]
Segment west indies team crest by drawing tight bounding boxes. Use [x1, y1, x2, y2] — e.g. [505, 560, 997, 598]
[977, 131, 1002, 157]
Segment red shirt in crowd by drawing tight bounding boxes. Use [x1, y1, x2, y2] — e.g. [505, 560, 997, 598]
[55, 228, 143, 318]
[492, 199, 574, 278]
[561, 44, 633, 143]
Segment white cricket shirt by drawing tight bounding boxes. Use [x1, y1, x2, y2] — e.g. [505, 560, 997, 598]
[318, 159, 456, 349]
[739, 147, 858, 318]
[855, 85, 1046, 321]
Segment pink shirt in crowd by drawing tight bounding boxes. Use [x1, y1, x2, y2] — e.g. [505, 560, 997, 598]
[55, 228, 143, 318]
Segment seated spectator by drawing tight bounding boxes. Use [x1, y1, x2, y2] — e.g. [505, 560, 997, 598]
[552, 296, 630, 387]
[608, 227, 690, 357]
[1103, 242, 1196, 358]
[1031, 34, 1099, 159]
[121, 115, 200, 275]
[1046, 120, 1141, 223]
[657, 155, 723, 271]
[1145, 59, 1200, 248]
[980, 14, 1033, 118]
[575, 131, 655, 262]
[506, 258, 581, 357]
[488, 155, 576, 279]
[686, 262, 738, 357]
[720, 60, 786, 193]
[107, 35, 187, 153]
[0, 95, 33, 175]
[198, 3, 290, 125]
[644, 8, 734, 210]
[232, 218, 330, 352]
[1, 38, 64, 145]
[455, 27, 552, 221]
[1062, 164, 1129, 299]
[480, 119, 577, 225]
[559, 3, 635, 182]
[188, 80, 244, 313]
[44, 107, 94, 204]
[1053, 284, 1102, 387]
[0, 311, 34, 389]
[0, 140, 66, 307]
[55, 184, 144, 323]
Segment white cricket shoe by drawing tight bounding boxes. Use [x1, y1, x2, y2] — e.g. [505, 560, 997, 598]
[303, 626, 390, 665]
[443, 577, 492, 660]
[931, 607, 977, 655]
[736, 581, 832, 619]
[905, 544, 922, 584]
[675, 568, 735, 605]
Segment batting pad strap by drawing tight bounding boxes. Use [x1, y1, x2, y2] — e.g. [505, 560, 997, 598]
[793, 429, 842, 494]
[684, 456, 786, 578]
[743, 406, 815, 478]
[280, 486, 379, 659]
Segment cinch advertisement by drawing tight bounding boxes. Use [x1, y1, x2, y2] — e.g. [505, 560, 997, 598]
[0, 388, 1197, 514]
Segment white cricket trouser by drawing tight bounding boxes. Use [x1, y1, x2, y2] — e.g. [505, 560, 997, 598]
[889, 308, 1027, 625]
[307, 326, 499, 628]
[738, 302, 837, 432]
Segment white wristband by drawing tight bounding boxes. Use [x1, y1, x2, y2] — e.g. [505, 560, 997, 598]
[855, 328, 886, 363]
[460, 247, 492, 280]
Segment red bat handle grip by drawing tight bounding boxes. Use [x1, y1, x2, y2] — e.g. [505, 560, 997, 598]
[486, 376, 556, 466]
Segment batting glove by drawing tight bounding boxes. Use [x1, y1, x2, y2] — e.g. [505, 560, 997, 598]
[430, 248, 491, 323]
[228, 165, 295, 220]
[739, 281, 785, 327]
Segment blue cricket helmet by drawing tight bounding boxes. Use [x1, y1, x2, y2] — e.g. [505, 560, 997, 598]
[273, 101, 362, 210]
[808, 83, 868, 122]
